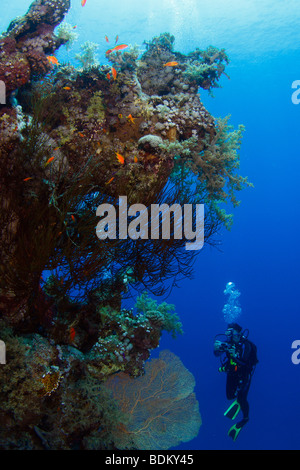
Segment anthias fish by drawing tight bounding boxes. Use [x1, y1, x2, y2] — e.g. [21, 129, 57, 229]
[105, 177, 115, 185]
[44, 157, 55, 167]
[70, 327, 76, 342]
[163, 61, 178, 67]
[112, 67, 117, 80]
[127, 114, 135, 124]
[47, 56, 59, 66]
[106, 44, 128, 54]
[116, 152, 125, 164]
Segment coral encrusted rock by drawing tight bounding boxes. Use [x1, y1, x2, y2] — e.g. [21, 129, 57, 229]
[0, 0, 70, 95]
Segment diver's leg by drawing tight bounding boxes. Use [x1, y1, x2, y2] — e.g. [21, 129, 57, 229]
[226, 374, 238, 400]
[238, 389, 248, 418]
[237, 376, 250, 420]
[227, 376, 251, 440]
[224, 375, 241, 419]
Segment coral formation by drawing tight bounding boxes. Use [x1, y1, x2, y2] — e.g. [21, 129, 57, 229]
[0, 0, 251, 450]
[0, 0, 70, 96]
[55, 22, 78, 50]
[104, 350, 201, 450]
[183, 45, 230, 93]
[75, 41, 100, 69]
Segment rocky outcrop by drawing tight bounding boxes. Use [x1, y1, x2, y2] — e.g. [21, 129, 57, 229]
[0, 0, 70, 96]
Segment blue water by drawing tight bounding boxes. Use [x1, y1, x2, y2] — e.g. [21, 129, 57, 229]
[2, 0, 300, 450]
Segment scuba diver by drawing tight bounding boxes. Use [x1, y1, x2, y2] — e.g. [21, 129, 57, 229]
[214, 323, 258, 441]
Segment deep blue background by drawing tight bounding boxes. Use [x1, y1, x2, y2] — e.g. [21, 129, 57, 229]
[2, 0, 300, 450]
[164, 52, 300, 449]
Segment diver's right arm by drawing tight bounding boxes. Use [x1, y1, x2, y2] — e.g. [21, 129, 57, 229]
[214, 340, 228, 356]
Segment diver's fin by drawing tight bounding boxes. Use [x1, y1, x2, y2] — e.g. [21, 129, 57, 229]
[224, 399, 240, 420]
[228, 423, 242, 442]
[228, 418, 249, 442]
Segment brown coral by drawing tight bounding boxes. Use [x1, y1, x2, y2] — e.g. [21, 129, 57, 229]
[104, 350, 202, 450]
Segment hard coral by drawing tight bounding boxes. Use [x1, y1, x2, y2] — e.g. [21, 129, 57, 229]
[0, 0, 70, 98]
[0, 53, 31, 92]
[85, 302, 169, 379]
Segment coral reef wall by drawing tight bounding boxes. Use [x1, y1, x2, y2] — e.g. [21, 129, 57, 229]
[0, 0, 250, 450]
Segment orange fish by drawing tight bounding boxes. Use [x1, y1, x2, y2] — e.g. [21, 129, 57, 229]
[54, 147, 60, 151]
[71, 215, 76, 222]
[70, 327, 76, 342]
[23, 177, 33, 182]
[107, 72, 111, 80]
[105, 176, 115, 185]
[47, 56, 59, 66]
[127, 114, 135, 124]
[115, 35, 119, 44]
[116, 152, 125, 164]
[73, 25, 77, 29]
[106, 44, 128, 55]
[44, 156, 55, 167]
[81, 0, 87, 6]
[78, 132, 85, 138]
[105, 35, 109, 43]
[63, 86, 71, 90]
[163, 61, 178, 67]
[112, 67, 117, 80]
[134, 156, 138, 163]
[114, 44, 128, 51]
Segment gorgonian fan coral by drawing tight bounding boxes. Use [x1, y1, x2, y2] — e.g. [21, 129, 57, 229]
[104, 350, 201, 450]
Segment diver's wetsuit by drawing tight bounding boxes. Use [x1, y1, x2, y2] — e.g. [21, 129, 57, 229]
[221, 339, 257, 424]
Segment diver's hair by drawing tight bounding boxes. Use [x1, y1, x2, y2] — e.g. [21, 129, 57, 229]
[228, 323, 242, 333]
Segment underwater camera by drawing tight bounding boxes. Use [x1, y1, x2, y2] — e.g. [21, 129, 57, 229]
[213, 334, 230, 355]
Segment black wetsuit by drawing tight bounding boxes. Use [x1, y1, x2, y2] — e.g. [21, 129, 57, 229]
[220, 339, 257, 425]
